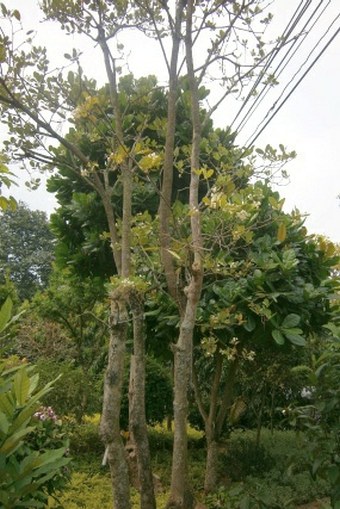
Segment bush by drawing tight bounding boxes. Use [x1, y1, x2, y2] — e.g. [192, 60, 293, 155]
[290, 327, 340, 508]
[35, 360, 102, 422]
[0, 362, 70, 508]
[220, 436, 274, 481]
[48, 471, 170, 509]
[68, 422, 103, 456]
[120, 355, 173, 428]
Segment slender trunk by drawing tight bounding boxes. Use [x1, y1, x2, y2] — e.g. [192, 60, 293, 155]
[193, 352, 224, 493]
[167, 311, 197, 509]
[270, 389, 275, 435]
[159, 0, 185, 311]
[204, 352, 223, 492]
[216, 358, 239, 438]
[100, 297, 131, 509]
[98, 25, 153, 508]
[129, 294, 156, 509]
[256, 394, 265, 448]
[167, 2, 203, 507]
[204, 434, 219, 493]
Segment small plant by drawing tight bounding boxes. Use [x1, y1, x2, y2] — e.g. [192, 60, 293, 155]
[289, 323, 340, 508]
[0, 363, 70, 508]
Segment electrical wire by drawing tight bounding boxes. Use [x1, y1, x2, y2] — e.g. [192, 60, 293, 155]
[228, 0, 311, 131]
[244, 9, 340, 146]
[245, 23, 340, 148]
[234, 0, 329, 135]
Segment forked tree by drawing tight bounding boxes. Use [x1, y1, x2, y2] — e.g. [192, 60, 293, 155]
[0, 1, 304, 507]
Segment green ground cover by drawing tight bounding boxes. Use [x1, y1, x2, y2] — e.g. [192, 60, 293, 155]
[48, 422, 331, 509]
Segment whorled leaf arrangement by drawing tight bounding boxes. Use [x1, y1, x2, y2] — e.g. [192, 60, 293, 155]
[0, 303, 70, 508]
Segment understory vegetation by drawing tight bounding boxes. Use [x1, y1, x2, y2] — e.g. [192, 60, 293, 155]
[48, 422, 332, 509]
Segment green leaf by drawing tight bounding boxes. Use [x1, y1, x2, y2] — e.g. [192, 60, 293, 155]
[327, 465, 339, 484]
[240, 496, 251, 509]
[244, 314, 256, 332]
[285, 332, 306, 346]
[14, 368, 30, 405]
[0, 298, 13, 333]
[13, 9, 21, 20]
[312, 456, 323, 476]
[9, 400, 40, 435]
[0, 411, 9, 434]
[32, 448, 68, 473]
[281, 313, 300, 329]
[0, 43, 5, 63]
[0, 426, 35, 456]
[277, 222, 286, 242]
[0, 393, 15, 418]
[272, 329, 285, 345]
[166, 249, 181, 261]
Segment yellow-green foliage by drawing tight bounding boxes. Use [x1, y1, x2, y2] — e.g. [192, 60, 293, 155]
[48, 472, 169, 508]
[83, 413, 101, 425]
[48, 472, 112, 508]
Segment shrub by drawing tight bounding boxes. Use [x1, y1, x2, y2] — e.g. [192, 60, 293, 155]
[290, 326, 340, 508]
[120, 355, 173, 428]
[35, 360, 102, 422]
[68, 422, 103, 456]
[0, 363, 70, 508]
[220, 436, 274, 481]
[48, 471, 170, 509]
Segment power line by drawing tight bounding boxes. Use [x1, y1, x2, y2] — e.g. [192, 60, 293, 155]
[245, 23, 340, 148]
[234, 0, 329, 135]
[229, 0, 312, 132]
[245, 9, 340, 146]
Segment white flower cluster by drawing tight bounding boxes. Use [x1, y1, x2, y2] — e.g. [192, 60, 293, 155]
[34, 406, 58, 422]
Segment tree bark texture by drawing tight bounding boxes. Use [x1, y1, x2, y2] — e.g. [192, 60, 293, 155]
[167, 2, 203, 507]
[159, 0, 185, 311]
[100, 297, 131, 509]
[193, 353, 240, 493]
[204, 437, 219, 494]
[129, 294, 156, 509]
[98, 22, 153, 508]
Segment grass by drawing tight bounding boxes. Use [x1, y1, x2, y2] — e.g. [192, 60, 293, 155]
[48, 424, 331, 508]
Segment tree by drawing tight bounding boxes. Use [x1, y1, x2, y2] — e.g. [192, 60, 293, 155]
[0, 2, 309, 508]
[0, 202, 55, 300]
[32, 268, 107, 366]
[190, 183, 338, 491]
[142, 181, 339, 492]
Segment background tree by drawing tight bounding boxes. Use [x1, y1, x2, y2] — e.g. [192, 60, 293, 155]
[0, 202, 55, 301]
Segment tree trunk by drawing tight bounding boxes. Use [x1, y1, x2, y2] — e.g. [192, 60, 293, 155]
[166, 310, 196, 509]
[204, 432, 219, 493]
[216, 358, 239, 438]
[100, 297, 131, 509]
[203, 352, 223, 493]
[167, 3, 203, 505]
[129, 293, 156, 509]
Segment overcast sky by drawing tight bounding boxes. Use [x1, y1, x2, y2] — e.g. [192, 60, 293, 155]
[2, 0, 340, 242]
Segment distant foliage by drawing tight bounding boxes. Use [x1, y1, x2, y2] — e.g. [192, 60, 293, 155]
[120, 355, 173, 428]
[35, 360, 102, 422]
[0, 202, 55, 300]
